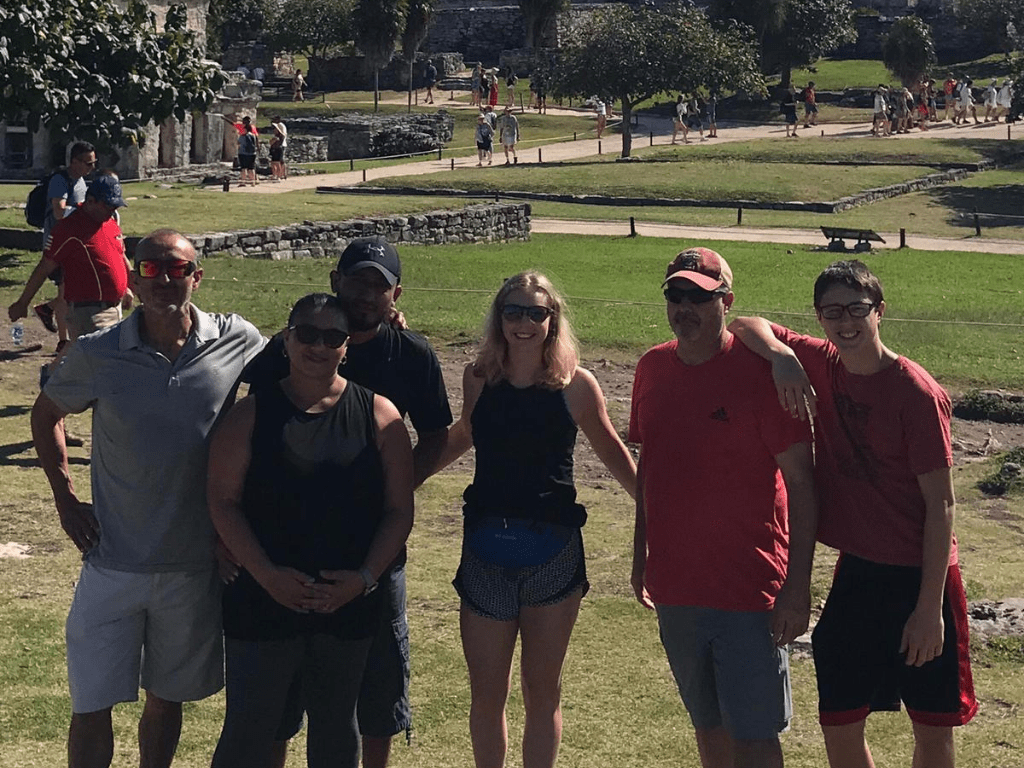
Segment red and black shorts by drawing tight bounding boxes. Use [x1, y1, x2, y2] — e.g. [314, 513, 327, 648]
[812, 553, 977, 728]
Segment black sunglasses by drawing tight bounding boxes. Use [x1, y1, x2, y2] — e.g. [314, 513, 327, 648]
[289, 324, 349, 349]
[816, 302, 878, 320]
[663, 286, 725, 305]
[502, 304, 554, 323]
[136, 259, 197, 279]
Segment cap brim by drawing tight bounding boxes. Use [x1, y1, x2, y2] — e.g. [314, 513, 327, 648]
[346, 260, 398, 286]
[663, 270, 724, 291]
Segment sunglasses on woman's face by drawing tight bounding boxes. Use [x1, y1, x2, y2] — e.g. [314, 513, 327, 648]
[135, 259, 197, 279]
[501, 304, 553, 323]
[289, 324, 349, 349]
[663, 286, 724, 305]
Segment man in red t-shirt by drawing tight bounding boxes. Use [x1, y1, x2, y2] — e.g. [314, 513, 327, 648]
[629, 247, 817, 768]
[9, 174, 131, 344]
[730, 260, 977, 768]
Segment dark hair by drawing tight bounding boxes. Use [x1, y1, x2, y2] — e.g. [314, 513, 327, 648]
[288, 292, 347, 328]
[813, 260, 884, 307]
[70, 141, 95, 161]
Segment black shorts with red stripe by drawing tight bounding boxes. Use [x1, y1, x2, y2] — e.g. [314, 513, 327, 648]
[812, 553, 977, 727]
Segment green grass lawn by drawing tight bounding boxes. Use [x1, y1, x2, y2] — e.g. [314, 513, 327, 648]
[363, 156, 939, 203]
[3, 232, 1024, 765]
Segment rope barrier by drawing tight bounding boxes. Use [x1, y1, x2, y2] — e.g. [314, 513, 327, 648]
[201, 277, 1024, 329]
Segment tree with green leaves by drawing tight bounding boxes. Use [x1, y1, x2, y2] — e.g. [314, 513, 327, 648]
[882, 15, 937, 87]
[519, 0, 568, 50]
[955, 0, 1024, 53]
[206, 0, 277, 58]
[267, 0, 355, 80]
[0, 0, 222, 152]
[710, 0, 857, 89]
[355, 0, 407, 111]
[552, 3, 765, 158]
[401, 0, 434, 111]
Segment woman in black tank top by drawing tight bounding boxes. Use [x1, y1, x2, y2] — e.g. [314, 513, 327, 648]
[432, 272, 637, 768]
[207, 294, 414, 768]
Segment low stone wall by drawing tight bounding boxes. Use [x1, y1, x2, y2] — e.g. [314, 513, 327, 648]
[178, 202, 531, 260]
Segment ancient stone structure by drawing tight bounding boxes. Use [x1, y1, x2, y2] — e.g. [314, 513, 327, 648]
[285, 113, 455, 160]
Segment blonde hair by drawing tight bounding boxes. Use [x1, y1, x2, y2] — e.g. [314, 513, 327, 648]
[475, 271, 579, 389]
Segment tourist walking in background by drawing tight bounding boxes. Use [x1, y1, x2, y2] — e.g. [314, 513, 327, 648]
[687, 94, 705, 141]
[671, 94, 686, 144]
[499, 106, 519, 165]
[996, 79, 1014, 121]
[488, 69, 499, 107]
[475, 114, 494, 166]
[942, 74, 957, 120]
[424, 60, 437, 105]
[706, 90, 718, 138]
[471, 63, 483, 107]
[292, 69, 305, 102]
[983, 79, 998, 121]
[595, 98, 607, 138]
[872, 85, 891, 136]
[433, 270, 636, 768]
[802, 81, 818, 128]
[782, 85, 799, 137]
[506, 68, 518, 107]
[957, 78, 978, 125]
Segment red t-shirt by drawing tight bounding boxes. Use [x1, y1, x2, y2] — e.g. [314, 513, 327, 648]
[234, 123, 259, 137]
[45, 211, 127, 303]
[629, 335, 811, 611]
[771, 324, 956, 566]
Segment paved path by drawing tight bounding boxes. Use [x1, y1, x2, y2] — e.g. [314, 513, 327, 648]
[531, 218, 1024, 255]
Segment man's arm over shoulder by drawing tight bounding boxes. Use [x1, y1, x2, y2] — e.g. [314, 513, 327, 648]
[730, 318, 825, 421]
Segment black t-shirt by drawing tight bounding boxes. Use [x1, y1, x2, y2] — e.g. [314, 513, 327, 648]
[242, 323, 452, 435]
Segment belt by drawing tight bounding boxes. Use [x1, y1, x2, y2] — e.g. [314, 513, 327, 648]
[70, 301, 118, 309]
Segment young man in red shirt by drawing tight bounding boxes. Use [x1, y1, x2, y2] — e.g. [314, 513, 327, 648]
[630, 247, 818, 768]
[730, 260, 977, 768]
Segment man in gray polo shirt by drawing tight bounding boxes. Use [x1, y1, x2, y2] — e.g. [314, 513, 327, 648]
[30, 229, 265, 768]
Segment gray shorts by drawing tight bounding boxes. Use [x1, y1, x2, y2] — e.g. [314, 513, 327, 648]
[67, 302, 121, 340]
[66, 562, 223, 713]
[656, 604, 791, 741]
[453, 525, 588, 621]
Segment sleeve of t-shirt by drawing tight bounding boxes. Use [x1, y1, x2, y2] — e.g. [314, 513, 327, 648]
[240, 331, 287, 392]
[405, 341, 454, 434]
[44, 343, 98, 414]
[44, 220, 75, 264]
[901, 373, 953, 476]
[770, 323, 831, 375]
[46, 174, 69, 202]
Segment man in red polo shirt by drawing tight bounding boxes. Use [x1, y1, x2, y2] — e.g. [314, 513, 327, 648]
[9, 174, 132, 345]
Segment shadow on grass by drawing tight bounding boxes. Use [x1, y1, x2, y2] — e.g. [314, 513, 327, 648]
[0, 441, 88, 468]
[0, 405, 31, 418]
[930, 183, 1024, 227]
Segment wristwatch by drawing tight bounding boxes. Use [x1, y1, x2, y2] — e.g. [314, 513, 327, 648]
[358, 567, 378, 596]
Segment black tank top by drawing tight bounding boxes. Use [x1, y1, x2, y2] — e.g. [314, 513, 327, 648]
[463, 379, 587, 527]
[222, 380, 385, 641]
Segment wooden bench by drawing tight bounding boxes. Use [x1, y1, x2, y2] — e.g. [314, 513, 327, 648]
[820, 226, 886, 253]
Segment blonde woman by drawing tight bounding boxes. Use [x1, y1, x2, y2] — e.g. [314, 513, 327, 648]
[435, 271, 636, 768]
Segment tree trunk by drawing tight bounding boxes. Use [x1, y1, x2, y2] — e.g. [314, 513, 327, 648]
[374, 68, 380, 112]
[780, 62, 793, 91]
[620, 101, 633, 158]
[408, 59, 414, 113]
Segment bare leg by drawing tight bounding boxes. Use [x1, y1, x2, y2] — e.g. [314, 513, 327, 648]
[734, 737, 783, 768]
[55, 282, 70, 345]
[693, 726, 733, 768]
[518, 590, 582, 768]
[822, 721, 876, 768]
[911, 723, 954, 768]
[138, 691, 182, 768]
[362, 735, 392, 768]
[461, 603, 519, 768]
[69, 708, 114, 768]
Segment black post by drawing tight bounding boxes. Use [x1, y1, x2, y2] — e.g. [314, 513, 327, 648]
[538, 148, 542, 163]
[973, 207, 981, 236]
[438, 147, 442, 160]
[629, 217, 636, 237]
[900, 228, 907, 248]
[451, 158, 455, 170]
[650, 132, 653, 146]
[362, 169, 366, 182]
[598, 140, 602, 155]
[574, 132, 577, 141]
[737, 207, 743, 225]
[350, 158, 354, 171]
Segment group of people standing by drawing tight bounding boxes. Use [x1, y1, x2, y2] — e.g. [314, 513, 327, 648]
[23, 207, 977, 768]
[475, 105, 520, 166]
[673, 93, 718, 143]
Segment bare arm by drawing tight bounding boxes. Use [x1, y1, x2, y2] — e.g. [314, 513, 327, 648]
[30, 392, 98, 552]
[565, 367, 636, 498]
[51, 196, 70, 219]
[729, 316, 818, 421]
[8, 256, 59, 321]
[412, 428, 448, 489]
[430, 363, 485, 475]
[631, 452, 654, 610]
[317, 395, 414, 611]
[207, 397, 317, 611]
[901, 467, 955, 666]
[770, 441, 819, 647]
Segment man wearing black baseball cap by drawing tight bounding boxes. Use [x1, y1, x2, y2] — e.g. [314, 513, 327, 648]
[236, 235, 452, 768]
